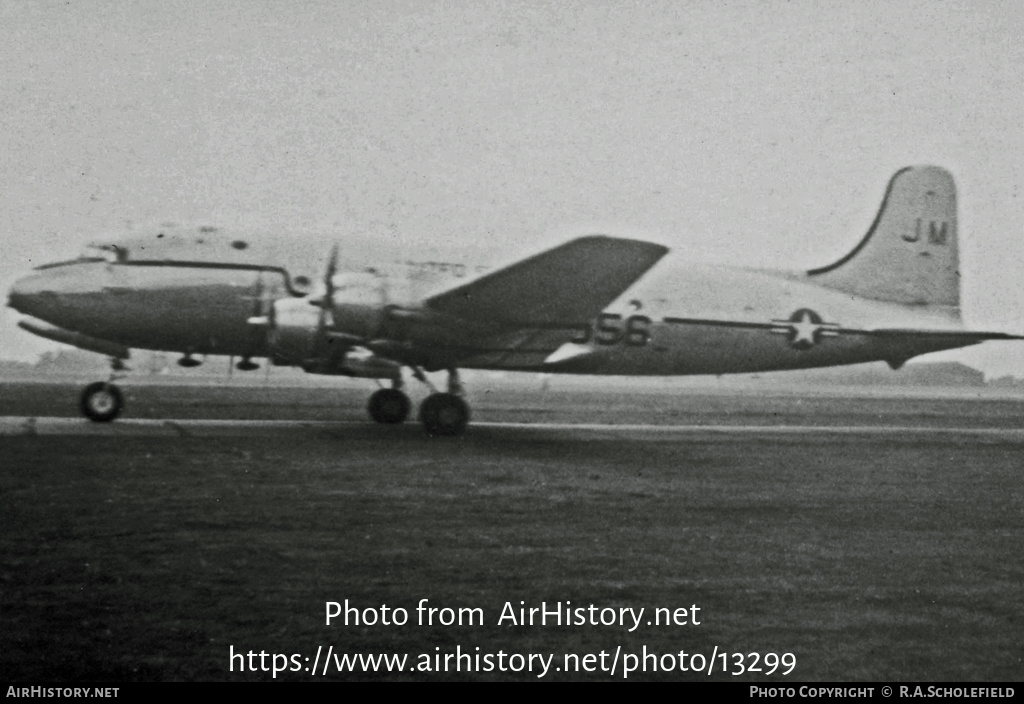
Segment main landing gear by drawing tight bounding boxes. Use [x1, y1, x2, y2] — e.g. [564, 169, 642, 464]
[367, 388, 411, 424]
[75, 359, 470, 435]
[366, 368, 470, 437]
[418, 392, 469, 437]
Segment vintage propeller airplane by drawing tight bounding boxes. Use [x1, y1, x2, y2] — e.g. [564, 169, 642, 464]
[7, 165, 1020, 435]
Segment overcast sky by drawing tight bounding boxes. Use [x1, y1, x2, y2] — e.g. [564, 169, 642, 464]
[3, 0, 1023, 374]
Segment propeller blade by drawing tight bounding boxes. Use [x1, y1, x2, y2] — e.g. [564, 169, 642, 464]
[313, 242, 341, 359]
[324, 243, 339, 300]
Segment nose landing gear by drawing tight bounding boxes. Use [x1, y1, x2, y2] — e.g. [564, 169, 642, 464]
[80, 381, 124, 422]
[78, 356, 128, 422]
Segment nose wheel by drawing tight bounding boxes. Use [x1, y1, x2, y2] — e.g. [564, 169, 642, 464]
[80, 382, 124, 422]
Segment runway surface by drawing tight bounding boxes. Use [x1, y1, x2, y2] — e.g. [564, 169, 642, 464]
[3, 380, 1023, 681]
[3, 415, 1024, 439]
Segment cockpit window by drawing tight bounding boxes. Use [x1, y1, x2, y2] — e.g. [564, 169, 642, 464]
[34, 257, 103, 270]
[33, 244, 125, 270]
[78, 244, 127, 263]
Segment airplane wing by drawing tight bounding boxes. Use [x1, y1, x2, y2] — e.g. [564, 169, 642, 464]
[379, 236, 668, 370]
[424, 235, 668, 326]
[439, 325, 590, 370]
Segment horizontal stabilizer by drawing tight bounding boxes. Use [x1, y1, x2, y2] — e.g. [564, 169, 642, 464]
[864, 328, 1023, 368]
[426, 236, 668, 325]
[869, 329, 1022, 341]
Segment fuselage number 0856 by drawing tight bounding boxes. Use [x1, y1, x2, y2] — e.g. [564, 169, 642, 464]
[573, 313, 651, 346]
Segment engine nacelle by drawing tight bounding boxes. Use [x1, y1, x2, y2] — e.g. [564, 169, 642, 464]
[265, 272, 399, 377]
[266, 297, 320, 366]
[330, 272, 388, 340]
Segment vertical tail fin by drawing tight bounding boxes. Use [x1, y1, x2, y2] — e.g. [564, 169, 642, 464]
[808, 166, 960, 311]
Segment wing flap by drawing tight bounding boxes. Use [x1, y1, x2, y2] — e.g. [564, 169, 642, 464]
[425, 236, 668, 325]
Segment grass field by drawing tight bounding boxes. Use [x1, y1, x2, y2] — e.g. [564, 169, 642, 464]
[1, 381, 1022, 681]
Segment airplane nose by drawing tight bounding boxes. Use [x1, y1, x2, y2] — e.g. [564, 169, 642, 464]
[8, 262, 109, 329]
[7, 268, 91, 318]
[7, 272, 45, 314]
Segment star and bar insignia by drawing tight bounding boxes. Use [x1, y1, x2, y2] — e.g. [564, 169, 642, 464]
[770, 308, 841, 350]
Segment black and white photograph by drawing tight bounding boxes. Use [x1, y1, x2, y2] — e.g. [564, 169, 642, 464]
[1, 0, 1022, 685]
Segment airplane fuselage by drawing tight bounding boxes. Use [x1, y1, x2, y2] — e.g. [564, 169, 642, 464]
[9, 234, 975, 376]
